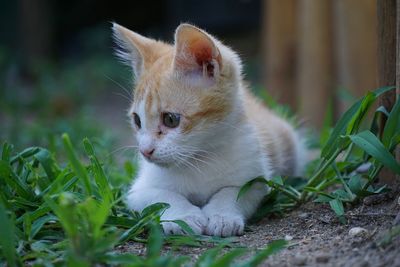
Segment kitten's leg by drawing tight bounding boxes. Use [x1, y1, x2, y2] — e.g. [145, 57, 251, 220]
[202, 183, 268, 237]
[127, 187, 207, 235]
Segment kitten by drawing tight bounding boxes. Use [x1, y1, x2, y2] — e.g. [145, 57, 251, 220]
[112, 23, 305, 237]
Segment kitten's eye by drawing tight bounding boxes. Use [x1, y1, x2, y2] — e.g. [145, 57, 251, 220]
[133, 113, 141, 129]
[162, 112, 180, 128]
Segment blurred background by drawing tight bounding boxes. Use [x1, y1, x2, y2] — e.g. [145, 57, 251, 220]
[0, 0, 379, 156]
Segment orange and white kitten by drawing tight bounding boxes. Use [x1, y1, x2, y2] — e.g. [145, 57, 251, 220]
[112, 23, 305, 236]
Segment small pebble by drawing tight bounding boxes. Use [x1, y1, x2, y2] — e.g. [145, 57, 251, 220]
[299, 212, 310, 219]
[356, 162, 372, 173]
[316, 253, 330, 263]
[292, 255, 307, 265]
[349, 227, 368, 237]
[285, 235, 293, 241]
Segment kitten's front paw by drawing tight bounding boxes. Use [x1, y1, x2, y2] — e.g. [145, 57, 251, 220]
[204, 214, 244, 237]
[162, 214, 207, 235]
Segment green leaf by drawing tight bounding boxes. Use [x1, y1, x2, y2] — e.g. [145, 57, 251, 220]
[119, 203, 170, 243]
[346, 92, 376, 135]
[99, 253, 141, 265]
[383, 97, 400, 148]
[349, 131, 400, 174]
[321, 86, 395, 159]
[347, 175, 365, 196]
[146, 223, 163, 259]
[44, 193, 78, 238]
[167, 220, 195, 235]
[195, 246, 223, 267]
[31, 215, 58, 239]
[210, 248, 247, 267]
[10, 146, 40, 164]
[141, 202, 170, 218]
[389, 132, 400, 151]
[237, 177, 267, 200]
[0, 160, 36, 200]
[0, 203, 18, 267]
[83, 138, 113, 203]
[1, 142, 13, 162]
[34, 148, 60, 181]
[272, 176, 283, 185]
[62, 133, 92, 196]
[329, 199, 344, 217]
[239, 240, 287, 267]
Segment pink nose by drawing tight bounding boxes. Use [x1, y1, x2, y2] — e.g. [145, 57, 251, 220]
[140, 148, 155, 158]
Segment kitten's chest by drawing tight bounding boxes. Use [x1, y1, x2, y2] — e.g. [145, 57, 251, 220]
[172, 159, 263, 207]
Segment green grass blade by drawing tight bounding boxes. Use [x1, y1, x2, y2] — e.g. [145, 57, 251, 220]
[0, 203, 18, 267]
[210, 248, 247, 267]
[329, 198, 345, 221]
[62, 133, 92, 196]
[34, 148, 60, 181]
[195, 246, 223, 267]
[321, 86, 395, 159]
[0, 160, 36, 200]
[237, 177, 267, 200]
[83, 138, 113, 203]
[163, 220, 195, 235]
[10, 147, 40, 164]
[349, 131, 400, 174]
[146, 223, 163, 259]
[1, 142, 13, 162]
[345, 92, 376, 135]
[382, 97, 400, 148]
[239, 239, 287, 267]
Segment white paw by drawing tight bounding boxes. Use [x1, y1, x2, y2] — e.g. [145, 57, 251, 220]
[204, 214, 244, 237]
[162, 214, 207, 235]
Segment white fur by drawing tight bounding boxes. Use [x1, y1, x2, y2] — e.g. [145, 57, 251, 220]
[126, 118, 270, 236]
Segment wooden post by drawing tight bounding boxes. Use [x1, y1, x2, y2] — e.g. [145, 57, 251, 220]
[333, 0, 378, 113]
[297, 0, 333, 129]
[397, 0, 400, 174]
[377, 0, 397, 184]
[263, 0, 297, 110]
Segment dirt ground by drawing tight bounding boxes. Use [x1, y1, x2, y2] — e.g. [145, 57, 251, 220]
[119, 187, 400, 267]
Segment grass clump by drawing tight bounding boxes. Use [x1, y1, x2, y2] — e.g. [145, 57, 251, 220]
[242, 86, 400, 223]
[0, 134, 285, 266]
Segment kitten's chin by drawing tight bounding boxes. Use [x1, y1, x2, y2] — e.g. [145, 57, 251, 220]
[142, 157, 175, 168]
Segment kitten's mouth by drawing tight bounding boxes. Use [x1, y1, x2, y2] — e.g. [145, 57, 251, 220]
[142, 155, 173, 167]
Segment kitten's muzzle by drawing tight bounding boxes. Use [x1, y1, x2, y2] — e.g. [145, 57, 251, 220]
[140, 148, 155, 159]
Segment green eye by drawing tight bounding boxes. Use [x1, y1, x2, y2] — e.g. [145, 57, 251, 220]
[162, 112, 180, 128]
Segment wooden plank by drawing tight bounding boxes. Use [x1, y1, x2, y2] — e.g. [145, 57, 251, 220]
[333, 0, 378, 114]
[262, 0, 297, 110]
[297, 0, 333, 129]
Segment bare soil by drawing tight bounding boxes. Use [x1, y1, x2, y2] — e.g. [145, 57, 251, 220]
[119, 187, 400, 267]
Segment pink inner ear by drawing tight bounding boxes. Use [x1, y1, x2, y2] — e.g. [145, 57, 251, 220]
[188, 38, 221, 77]
[190, 38, 213, 66]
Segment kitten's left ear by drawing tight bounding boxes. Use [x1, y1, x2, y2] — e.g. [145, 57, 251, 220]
[173, 24, 222, 84]
[112, 23, 157, 80]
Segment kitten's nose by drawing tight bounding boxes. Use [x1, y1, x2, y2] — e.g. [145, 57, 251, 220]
[140, 148, 155, 159]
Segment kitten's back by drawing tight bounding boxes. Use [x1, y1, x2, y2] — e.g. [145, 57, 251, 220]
[243, 88, 304, 177]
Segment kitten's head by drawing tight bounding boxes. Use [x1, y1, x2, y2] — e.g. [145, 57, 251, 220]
[112, 23, 242, 167]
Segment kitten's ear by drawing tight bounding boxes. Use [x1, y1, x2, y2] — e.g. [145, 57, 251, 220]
[173, 24, 222, 85]
[112, 23, 155, 79]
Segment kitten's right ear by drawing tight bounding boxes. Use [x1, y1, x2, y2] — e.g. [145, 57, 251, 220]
[112, 23, 154, 79]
